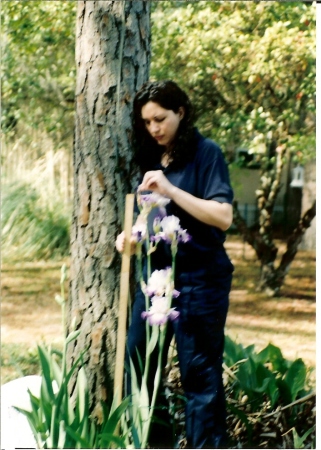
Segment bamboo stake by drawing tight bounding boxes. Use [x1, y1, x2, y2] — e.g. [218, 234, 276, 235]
[114, 193, 135, 405]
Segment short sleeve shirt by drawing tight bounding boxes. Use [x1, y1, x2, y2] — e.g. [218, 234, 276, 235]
[146, 129, 234, 282]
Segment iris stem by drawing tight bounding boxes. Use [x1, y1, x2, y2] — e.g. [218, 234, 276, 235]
[132, 193, 183, 448]
[142, 326, 166, 448]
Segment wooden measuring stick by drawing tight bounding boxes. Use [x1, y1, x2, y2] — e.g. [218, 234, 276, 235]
[114, 193, 135, 405]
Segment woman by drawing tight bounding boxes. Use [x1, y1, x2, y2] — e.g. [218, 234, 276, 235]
[116, 80, 234, 449]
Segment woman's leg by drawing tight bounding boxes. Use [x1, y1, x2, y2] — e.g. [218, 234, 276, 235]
[173, 279, 231, 449]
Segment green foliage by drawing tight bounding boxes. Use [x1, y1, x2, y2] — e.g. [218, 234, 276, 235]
[224, 336, 315, 448]
[292, 426, 315, 449]
[1, 344, 40, 384]
[1, 2, 74, 263]
[14, 270, 129, 449]
[2, 1, 315, 163]
[1, 1, 76, 141]
[127, 332, 162, 449]
[15, 337, 129, 449]
[224, 336, 255, 367]
[1, 182, 70, 261]
[225, 336, 311, 410]
[151, 1, 316, 163]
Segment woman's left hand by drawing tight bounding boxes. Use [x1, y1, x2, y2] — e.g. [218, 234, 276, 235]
[138, 170, 233, 231]
[138, 170, 176, 198]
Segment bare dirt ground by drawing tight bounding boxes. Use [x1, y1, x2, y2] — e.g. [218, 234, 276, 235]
[1, 262, 66, 347]
[225, 238, 316, 369]
[1, 236, 316, 383]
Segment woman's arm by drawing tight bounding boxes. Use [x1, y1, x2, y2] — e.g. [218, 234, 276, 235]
[138, 170, 233, 231]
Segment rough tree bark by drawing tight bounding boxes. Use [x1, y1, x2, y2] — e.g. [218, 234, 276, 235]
[67, 1, 151, 413]
[233, 145, 316, 297]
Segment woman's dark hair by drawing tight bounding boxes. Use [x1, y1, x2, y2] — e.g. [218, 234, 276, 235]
[132, 80, 196, 173]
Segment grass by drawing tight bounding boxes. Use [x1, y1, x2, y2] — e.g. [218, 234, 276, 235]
[1, 343, 41, 384]
[1, 181, 71, 262]
[1, 235, 316, 386]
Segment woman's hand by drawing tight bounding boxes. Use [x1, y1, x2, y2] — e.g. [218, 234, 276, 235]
[115, 231, 126, 253]
[115, 214, 147, 254]
[138, 170, 176, 198]
[138, 170, 232, 231]
[115, 231, 136, 255]
[139, 170, 233, 231]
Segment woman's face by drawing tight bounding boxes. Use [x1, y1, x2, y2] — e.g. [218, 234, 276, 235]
[141, 101, 184, 149]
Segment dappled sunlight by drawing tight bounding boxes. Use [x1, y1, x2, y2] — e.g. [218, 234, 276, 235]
[1, 238, 315, 382]
[227, 285, 315, 369]
[224, 235, 316, 369]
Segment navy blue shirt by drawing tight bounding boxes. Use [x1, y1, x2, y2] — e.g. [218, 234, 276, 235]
[143, 129, 234, 287]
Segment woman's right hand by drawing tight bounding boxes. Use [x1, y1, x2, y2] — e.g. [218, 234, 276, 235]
[115, 231, 136, 254]
[115, 231, 126, 253]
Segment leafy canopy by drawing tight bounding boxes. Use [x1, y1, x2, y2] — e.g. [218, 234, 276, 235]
[2, 1, 315, 165]
[1, 1, 76, 142]
[151, 1, 316, 164]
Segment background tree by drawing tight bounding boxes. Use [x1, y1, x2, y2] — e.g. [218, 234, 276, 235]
[67, 1, 151, 412]
[1, 1, 76, 260]
[2, 1, 315, 280]
[151, 1, 316, 296]
[1, 0, 75, 152]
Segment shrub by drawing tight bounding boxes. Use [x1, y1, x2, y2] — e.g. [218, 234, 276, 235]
[224, 336, 316, 448]
[163, 337, 315, 448]
[1, 182, 70, 260]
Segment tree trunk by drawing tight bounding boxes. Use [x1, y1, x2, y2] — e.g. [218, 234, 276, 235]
[250, 201, 315, 297]
[232, 144, 316, 297]
[300, 160, 316, 250]
[233, 201, 316, 297]
[67, 0, 151, 413]
[274, 200, 316, 287]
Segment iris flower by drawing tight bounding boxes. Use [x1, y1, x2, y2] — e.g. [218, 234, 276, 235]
[141, 296, 179, 326]
[131, 223, 147, 243]
[152, 215, 191, 245]
[137, 192, 170, 218]
[143, 267, 180, 298]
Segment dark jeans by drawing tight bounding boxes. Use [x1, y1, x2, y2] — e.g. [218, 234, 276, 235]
[126, 274, 232, 449]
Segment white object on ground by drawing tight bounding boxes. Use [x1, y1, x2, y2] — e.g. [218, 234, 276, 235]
[1, 375, 41, 450]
